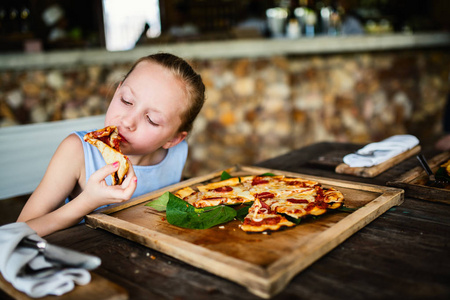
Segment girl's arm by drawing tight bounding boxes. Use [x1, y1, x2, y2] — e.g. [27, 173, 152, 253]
[17, 134, 137, 236]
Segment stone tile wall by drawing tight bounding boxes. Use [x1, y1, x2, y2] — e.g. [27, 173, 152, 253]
[1, 49, 449, 177]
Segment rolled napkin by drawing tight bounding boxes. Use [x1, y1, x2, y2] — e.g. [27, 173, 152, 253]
[343, 134, 420, 168]
[0, 222, 100, 298]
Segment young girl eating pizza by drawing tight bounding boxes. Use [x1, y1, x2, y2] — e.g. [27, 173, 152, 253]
[17, 53, 206, 236]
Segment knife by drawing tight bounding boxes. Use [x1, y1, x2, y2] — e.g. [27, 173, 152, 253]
[19, 237, 101, 270]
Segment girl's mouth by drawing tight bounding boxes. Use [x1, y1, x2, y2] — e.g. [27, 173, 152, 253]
[119, 134, 128, 144]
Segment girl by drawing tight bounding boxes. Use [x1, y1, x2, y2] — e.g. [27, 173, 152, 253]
[17, 53, 206, 236]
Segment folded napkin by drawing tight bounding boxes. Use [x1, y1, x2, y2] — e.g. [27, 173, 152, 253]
[0, 222, 95, 298]
[343, 134, 419, 168]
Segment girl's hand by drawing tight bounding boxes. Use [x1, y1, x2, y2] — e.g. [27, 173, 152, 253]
[83, 160, 137, 211]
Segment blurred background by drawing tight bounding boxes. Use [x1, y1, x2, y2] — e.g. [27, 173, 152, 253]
[0, 0, 449, 178]
[0, 0, 448, 53]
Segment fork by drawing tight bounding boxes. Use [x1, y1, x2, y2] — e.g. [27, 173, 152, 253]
[416, 154, 449, 187]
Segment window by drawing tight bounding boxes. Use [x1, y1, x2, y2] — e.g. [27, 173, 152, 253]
[102, 0, 161, 51]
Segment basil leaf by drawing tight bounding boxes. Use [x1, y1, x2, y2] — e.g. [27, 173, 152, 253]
[236, 204, 253, 221]
[166, 196, 237, 229]
[144, 191, 170, 211]
[259, 172, 276, 176]
[337, 206, 357, 212]
[284, 215, 302, 225]
[221, 171, 232, 181]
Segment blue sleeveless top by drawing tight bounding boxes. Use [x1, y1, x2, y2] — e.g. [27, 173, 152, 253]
[73, 130, 188, 198]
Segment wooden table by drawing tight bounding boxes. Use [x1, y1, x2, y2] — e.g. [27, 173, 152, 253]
[4, 142, 450, 300]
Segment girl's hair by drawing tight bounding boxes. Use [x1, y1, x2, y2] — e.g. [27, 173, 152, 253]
[122, 53, 205, 133]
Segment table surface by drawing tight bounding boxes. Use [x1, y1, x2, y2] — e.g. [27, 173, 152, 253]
[5, 142, 450, 300]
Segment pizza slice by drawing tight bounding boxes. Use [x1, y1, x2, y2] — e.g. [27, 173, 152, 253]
[177, 178, 253, 208]
[240, 198, 295, 232]
[84, 126, 129, 185]
[266, 185, 344, 219]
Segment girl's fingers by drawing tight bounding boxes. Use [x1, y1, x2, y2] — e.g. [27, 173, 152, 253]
[90, 161, 119, 182]
[121, 176, 138, 199]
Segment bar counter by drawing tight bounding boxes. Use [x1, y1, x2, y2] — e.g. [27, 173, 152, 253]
[0, 32, 449, 70]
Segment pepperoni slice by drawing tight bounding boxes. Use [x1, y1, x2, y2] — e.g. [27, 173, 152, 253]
[255, 192, 275, 199]
[213, 186, 233, 193]
[260, 200, 271, 210]
[287, 198, 309, 204]
[287, 180, 305, 187]
[252, 176, 269, 185]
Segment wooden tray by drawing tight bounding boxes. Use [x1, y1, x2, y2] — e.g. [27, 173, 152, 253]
[85, 165, 404, 299]
[335, 146, 421, 178]
[387, 151, 450, 205]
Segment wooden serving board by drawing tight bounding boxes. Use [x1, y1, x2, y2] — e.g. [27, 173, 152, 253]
[335, 146, 421, 178]
[0, 273, 128, 300]
[387, 151, 450, 204]
[85, 165, 404, 299]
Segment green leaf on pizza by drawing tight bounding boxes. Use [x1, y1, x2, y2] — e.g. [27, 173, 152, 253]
[337, 206, 357, 213]
[235, 203, 253, 221]
[220, 171, 232, 181]
[259, 172, 276, 176]
[284, 215, 302, 225]
[165, 194, 237, 229]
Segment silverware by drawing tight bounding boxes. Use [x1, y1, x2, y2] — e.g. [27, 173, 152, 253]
[19, 237, 101, 270]
[416, 154, 448, 188]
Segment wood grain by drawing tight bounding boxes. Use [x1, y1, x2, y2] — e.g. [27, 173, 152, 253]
[85, 165, 403, 298]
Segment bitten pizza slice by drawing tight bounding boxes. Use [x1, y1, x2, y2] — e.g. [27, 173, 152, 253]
[240, 199, 295, 232]
[84, 126, 129, 185]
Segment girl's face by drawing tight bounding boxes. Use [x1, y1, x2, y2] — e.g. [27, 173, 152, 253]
[105, 61, 188, 159]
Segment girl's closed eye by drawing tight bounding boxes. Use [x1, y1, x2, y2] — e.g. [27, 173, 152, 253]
[146, 115, 159, 126]
[121, 98, 132, 105]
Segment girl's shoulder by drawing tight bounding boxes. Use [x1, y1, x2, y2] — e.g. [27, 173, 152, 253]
[61, 132, 84, 150]
[53, 133, 85, 166]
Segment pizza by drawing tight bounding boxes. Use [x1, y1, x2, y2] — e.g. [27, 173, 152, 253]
[84, 126, 129, 185]
[174, 175, 344, 232]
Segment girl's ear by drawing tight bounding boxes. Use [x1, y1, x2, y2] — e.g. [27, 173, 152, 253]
[163, 131, 188, 149]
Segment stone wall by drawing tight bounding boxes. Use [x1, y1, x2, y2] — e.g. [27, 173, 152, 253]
[1, 49, 449, 177]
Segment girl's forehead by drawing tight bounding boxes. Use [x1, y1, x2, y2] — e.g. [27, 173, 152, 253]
[127, 61, 178, 88]
[124, 61, 189, 115]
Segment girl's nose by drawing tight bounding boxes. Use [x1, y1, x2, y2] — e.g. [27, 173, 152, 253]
[121, 113, 137, 131]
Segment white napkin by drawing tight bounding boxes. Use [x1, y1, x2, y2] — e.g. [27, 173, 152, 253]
[0, 222, 92, 298]
[343, 134, 419, 168]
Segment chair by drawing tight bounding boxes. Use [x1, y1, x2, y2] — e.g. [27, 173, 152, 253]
[0, 115, 105, 200]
